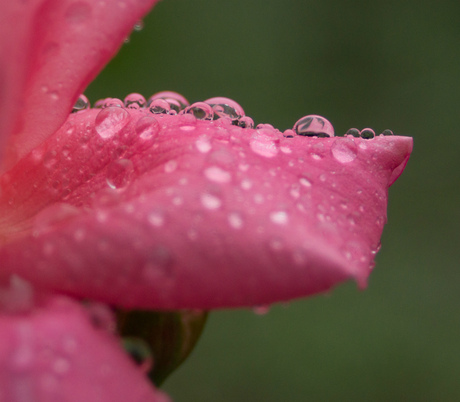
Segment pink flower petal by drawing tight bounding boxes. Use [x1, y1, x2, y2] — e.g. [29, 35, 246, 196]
[0, 0, 160, 171]
[0, 292, 170, 401]
[0, 109, 413, 309]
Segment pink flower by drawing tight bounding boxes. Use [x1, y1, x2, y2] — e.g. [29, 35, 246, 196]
[0, 0, 412, 399]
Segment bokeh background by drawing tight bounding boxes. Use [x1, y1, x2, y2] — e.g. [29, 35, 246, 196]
[87, 0, 460, 400]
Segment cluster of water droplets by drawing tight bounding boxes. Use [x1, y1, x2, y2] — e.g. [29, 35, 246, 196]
[72, 92, 395, 140]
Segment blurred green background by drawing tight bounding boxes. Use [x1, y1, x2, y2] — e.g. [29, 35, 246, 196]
[87, 0, 460, 400]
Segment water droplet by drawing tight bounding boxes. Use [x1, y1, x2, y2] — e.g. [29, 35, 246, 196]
[360, 128, 375, 139]
[65, 1, 91, 24]
[331, 138, 358, 163]
[201, 193, 222, 210]
[72, 94, 90, 112]
[133, 20, 144, 32]
[149, 99, 170, 114]
[241, 178, 253, 190]
[256, 123, 274, 130]
[148, 210, 165, 227]
[123, 337, 152, 373]
[283, 129, 295, 138]
[346, 128, 360, 137]
[253, 305, 271, 315]
[134, 116, 159, 143]
[228, 212, 244, 229]
[95, 107, 130, 139]
[195, 136, 212, 153]
[124, 93, 146, 109]
[164, 160, 178, 173]
[204, 97, 244, 121]
[293, 115, 334, 137]
[238, 116, 254, 129]
[270, 211, 288, 225]
[105, 98, 124, 108]
[250, 130, 279, 158]
[179, 114, 197, 131]
[182, 102, 214, 120]
[148, 91, 190, 112]
[381, 129, 394, 136]
[106, 159, 134, 190]
[204, 166, 231, 183]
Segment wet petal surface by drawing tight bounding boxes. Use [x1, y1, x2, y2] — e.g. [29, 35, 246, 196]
[0, 108, 412, 309]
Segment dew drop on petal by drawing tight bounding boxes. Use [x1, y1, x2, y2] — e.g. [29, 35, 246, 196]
[250, 130, 279, 158]
[283, 129, 295, 138]
[133, 20, 144, 32]
[95, 107, 130, 139]
[360, 128, 375, 139]
[204, 166, 232, 183]
[164, 160, 178, 173]
[124, 93, 146, 109]
[182, 102, 214, 120]
[106, 159, 134, 190]
[149, 99, 170, 114]
[201, 193, 222, 210]
[381, 129, 394, 136]
[331, 138, 358, 163]
[179, 114, 197, 131]
[238, 116, 254, 129]
[228, 212, 244, 229]
[294, 115, 334, 137]
[135, 116, 159, 140]
[195, 136, 212, 153]
[148, 91, 190, 112]
[346, 128, 360, 137]
[148, 210, 165, 227]
[204, 97, 245, 121]
[72, 94, 90, 113]
[270, 211, 288, 225]
[105, 98, 124, 108]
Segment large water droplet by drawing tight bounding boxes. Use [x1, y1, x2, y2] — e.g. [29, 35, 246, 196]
[331, 138, 358, 163]
[182, 102, 214, 120]
[106, 159, 134, 190]
[250, 130, 279, 158]
[204, 97, 245, 121]
[149, 99, 170, 114]
[293, 115, 334, 137]
[148, 91, 190, 113]
[360, 128, 375, 139]
[124, 93, 146, 109]
[95, 107, 130, 139]
[135, 116, 160, 140]
[72, 94, 90, 113]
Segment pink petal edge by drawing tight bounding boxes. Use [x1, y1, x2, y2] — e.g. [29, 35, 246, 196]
[0, 109, 413, 309]
[0, 0, 160, 172]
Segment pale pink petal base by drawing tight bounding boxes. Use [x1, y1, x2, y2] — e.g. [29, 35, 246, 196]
[0, 293, 169, 401]
[0, 109, 413, 309]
